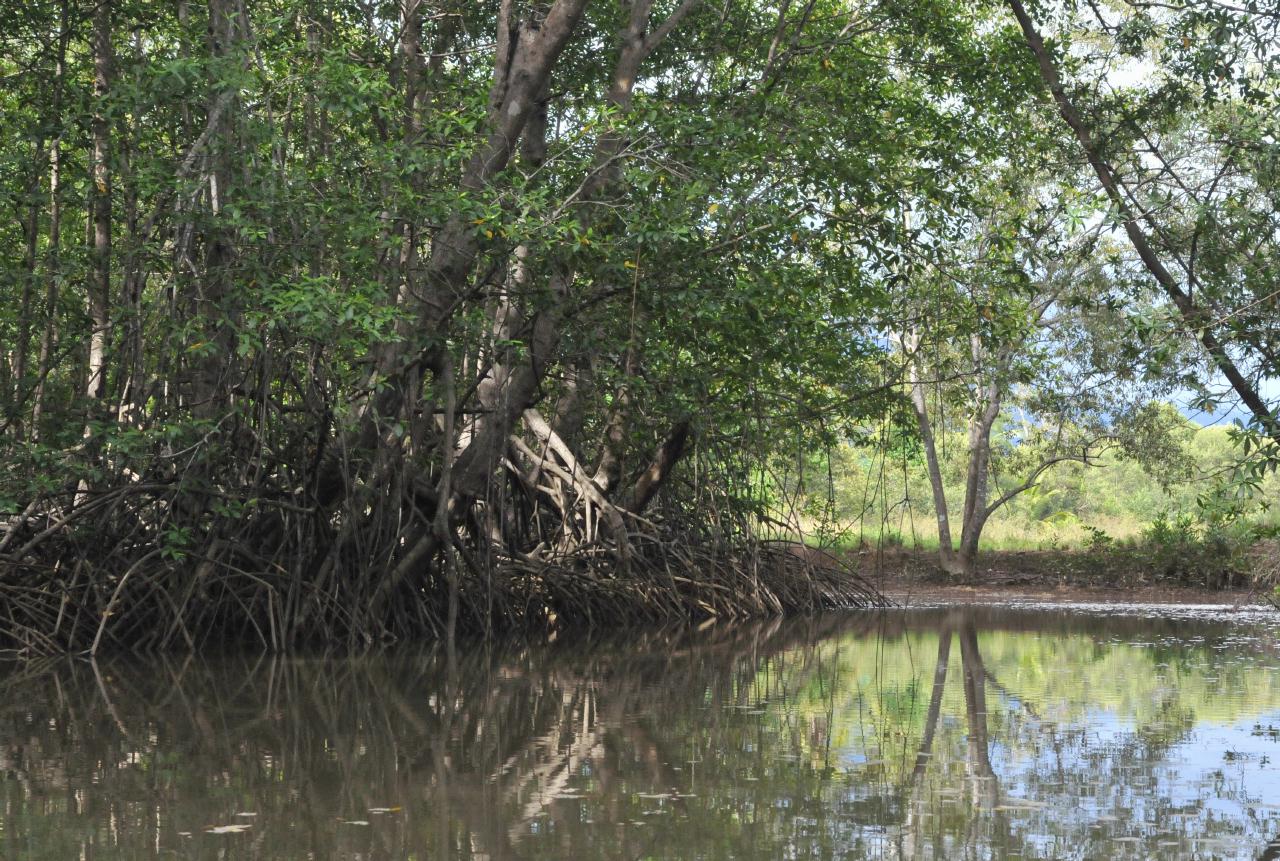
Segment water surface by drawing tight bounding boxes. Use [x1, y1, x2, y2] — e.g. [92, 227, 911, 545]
[3, 603, 1280, 859]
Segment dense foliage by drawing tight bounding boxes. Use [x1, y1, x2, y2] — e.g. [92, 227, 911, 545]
[796, 414, 1274, 549]
[1, 0, 1278, 652]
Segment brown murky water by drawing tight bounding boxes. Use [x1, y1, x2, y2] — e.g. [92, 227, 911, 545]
[2, 603, 1280, 859]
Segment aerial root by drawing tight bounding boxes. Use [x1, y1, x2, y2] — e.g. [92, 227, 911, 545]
[0, 462, 887, 657]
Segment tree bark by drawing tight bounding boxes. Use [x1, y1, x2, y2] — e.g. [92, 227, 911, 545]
[956, 347, 1005, 573]
[627, 418, 692, 515]
[445, 0, 701, 504]
[366, 0, 702, 612]
[592, 345, 639, 494]
[115, 103, 144, 423]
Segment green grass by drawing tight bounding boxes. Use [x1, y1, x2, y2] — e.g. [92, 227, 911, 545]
[785, 513, 1149, 552]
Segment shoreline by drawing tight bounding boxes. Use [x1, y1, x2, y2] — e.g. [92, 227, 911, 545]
[877, 578, 1270, 608]
[855, 547, 1276, 608]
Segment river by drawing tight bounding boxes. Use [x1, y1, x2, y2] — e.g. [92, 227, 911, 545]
[2, 602, 1279, 859]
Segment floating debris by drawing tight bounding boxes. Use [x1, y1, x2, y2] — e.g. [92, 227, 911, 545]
[205, 824, 252, 834]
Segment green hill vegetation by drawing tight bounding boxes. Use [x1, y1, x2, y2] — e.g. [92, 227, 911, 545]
[784, 412, 1280, 578]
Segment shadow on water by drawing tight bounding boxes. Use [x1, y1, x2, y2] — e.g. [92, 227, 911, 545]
[2, 605, 1280, 859]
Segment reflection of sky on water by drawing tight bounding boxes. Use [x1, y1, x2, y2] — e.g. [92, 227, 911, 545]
[818, 609, 1280, 860]
[987, 711, 1280, 859]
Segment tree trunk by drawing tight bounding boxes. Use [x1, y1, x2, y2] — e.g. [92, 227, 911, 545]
[86, 0, 114, 409]
[31, 0, 71, 441]
[444, 0, 700, 505]
[366, 0, 703, 612]
[361, 0, 591, 436]
[903, 330, 962, 576]
[627, 418, 692, 514]
[904, 329, 1012, 578]
[592, 345, 639, 494]
[956, 363, 1003, 574]
[115, 104, 143, 423]
[187, 0, 247, 419]
[10, 136, 43, 438]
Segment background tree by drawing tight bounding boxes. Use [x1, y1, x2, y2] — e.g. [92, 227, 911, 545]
[888, 167, 1175, 576]
[1007, 0, 1280, 466]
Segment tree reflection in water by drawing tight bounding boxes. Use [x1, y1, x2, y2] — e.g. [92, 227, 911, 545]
[1, 606, 1280, 859]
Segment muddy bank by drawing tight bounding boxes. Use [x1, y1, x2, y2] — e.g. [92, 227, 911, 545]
[855, 547, 1276, 608]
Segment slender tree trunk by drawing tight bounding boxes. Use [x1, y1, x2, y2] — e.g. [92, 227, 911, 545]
[903, 331, 962, 575]
[394, 0, 424, 323]
[193, 0, 240, 418]
[31, 0, 71, 441]
[904, 330, 1012, 578]
[593, 345, 639, 494]
[86, 0, 114, 410]
[1007, 0, 1279, 440]
[116, 109, 143, 423]
[11, 137, 44, 438]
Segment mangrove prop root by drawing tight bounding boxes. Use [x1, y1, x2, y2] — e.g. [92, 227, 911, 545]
[0, 490, 885, 657]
